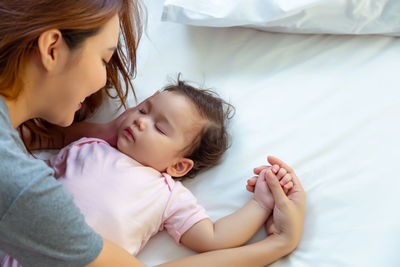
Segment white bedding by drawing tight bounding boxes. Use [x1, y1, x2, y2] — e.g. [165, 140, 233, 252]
[162, 0, 400, 36]
[90, 0, 400, 266]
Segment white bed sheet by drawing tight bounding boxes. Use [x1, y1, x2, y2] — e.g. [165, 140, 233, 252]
[90, 1, 400, 266]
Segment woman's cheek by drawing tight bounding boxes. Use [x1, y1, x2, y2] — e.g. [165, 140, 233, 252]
[94, 64, 108, 92]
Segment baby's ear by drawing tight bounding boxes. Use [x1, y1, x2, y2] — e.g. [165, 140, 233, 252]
[166, 158, 194, 177]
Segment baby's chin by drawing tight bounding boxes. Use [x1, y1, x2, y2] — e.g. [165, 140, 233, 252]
[115, 136, 169, 172]
[116, 137, 134, 159]
[115, 136, 123, 151]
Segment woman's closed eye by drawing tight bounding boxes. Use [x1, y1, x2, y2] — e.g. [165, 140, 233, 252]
[102, 59, 109, 67]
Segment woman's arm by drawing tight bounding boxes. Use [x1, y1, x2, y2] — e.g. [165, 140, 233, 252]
[88, 235, 291, 267]
[21, 121, 116, 150]
[157, 236, 291, 267]
[87, 239, 147, 267]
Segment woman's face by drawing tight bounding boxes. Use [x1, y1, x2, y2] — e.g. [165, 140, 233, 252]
[36, 14, 120, 126]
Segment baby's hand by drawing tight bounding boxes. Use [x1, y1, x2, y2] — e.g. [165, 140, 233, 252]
[247, 165, 293, 194]
[253, 169, 275, 212]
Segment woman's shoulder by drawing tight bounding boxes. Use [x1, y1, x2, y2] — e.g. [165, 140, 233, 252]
[0, 97, 58, 215]
[0, 96, 26, 151]
[0, 96, 12, 126]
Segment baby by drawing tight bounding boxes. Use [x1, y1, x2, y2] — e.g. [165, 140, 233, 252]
[2, 78, 294, 266]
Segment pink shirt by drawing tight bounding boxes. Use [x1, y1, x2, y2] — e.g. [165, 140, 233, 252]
[49, 137, 209, 255]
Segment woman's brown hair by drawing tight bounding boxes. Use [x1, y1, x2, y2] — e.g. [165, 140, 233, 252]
[163, 76, 235, 180]
[0, 0, 143, 148]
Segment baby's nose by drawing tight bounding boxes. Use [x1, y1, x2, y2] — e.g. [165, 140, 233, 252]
[136, 117, 147, 130]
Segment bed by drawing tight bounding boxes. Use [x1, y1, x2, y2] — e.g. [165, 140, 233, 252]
[88, 0, 400, 266]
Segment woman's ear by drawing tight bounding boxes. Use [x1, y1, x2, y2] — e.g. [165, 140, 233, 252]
[166, 158, 194, 178]
[37, 29, 64, 71]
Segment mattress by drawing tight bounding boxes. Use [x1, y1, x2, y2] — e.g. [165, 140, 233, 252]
[89, 1, 400, 266]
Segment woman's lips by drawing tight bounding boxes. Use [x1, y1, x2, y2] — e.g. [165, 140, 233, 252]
[124, 128, 135, 141]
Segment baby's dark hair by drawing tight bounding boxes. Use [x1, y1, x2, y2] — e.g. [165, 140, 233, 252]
[163, 75, 234, 180]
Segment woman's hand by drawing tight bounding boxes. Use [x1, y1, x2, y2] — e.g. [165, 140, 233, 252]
[102, 107, 137, 147]
[263, 156, 306, 252]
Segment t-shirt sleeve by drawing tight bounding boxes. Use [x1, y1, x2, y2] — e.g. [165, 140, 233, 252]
[162, 181, 209, 244]
[0, 138, 103, 266]
[48, 137, 105, 178]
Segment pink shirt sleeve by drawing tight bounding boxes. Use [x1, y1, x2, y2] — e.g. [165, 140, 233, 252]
[48, 137, 106, 178]
[162, 181, 209, 244]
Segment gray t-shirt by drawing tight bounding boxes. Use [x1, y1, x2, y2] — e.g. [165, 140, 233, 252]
[0, 96, 103, 266]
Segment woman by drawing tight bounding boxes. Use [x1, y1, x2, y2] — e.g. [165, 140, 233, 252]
[0, 0, 306, 266]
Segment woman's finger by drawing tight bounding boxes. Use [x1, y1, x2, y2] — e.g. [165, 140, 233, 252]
[265, 169, 287, 205]
[285, 172, 306, 209]
[287, 170, 304, 196]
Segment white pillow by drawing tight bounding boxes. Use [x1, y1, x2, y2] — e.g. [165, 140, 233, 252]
[162, 0, 400, 36]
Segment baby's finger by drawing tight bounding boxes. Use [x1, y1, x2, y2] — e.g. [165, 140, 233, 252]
[271, 164, 279, 174]
[283, 182, 294, 192]
[247, 177, 257, 186]
[280, 173, 292, 185]
[276, 167, 287, 179]
[253, 165, 271, 175]
[246, 185, 255, 193]
[267, 156, 294, 174]
[268, 156, 305, 196]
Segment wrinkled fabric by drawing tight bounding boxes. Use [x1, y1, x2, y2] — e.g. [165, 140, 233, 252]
[163, 0, 400, 36]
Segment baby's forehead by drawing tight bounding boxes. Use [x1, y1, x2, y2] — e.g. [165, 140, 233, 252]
[138, 90, 171, 105]
[143, 90, 204, 123]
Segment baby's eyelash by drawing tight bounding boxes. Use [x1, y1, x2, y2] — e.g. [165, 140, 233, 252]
[155, 125, 165, 135]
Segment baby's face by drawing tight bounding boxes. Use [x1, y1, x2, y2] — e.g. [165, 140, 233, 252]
[117, 91, 204, 172]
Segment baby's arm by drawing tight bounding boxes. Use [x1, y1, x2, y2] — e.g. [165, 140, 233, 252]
[180, 167, 278, 253]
